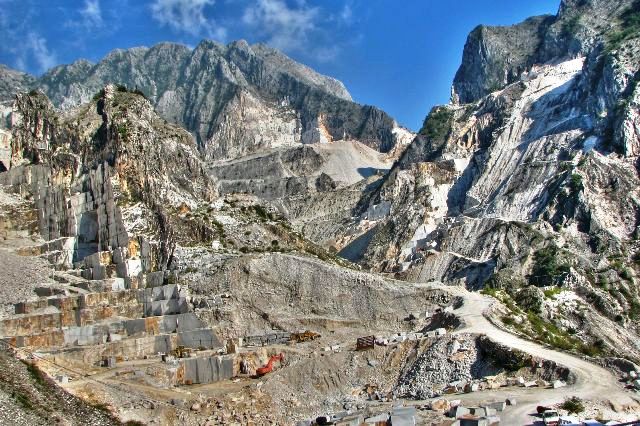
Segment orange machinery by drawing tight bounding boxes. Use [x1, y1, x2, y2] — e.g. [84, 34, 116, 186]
[256, 353, 284, 377]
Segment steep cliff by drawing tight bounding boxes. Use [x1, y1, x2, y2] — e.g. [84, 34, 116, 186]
[342, 0, 640, 359]
[452, 0, 636, 104]
[0, 86, 215, 284]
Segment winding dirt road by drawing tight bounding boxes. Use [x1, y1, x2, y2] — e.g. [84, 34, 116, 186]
[447, 287, 640, 424]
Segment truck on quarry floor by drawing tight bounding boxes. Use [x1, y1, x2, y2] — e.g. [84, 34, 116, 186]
[540, 409, 560, 426]
[290, 330, 321, 343]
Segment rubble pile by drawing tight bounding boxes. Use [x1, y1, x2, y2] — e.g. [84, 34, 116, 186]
[396, 334, 497, 399]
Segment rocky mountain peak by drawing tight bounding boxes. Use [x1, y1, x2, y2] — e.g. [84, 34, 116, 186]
[1, 39, 405, 161]
[452, 0, 638, 104]
[451, 15, 555, 104]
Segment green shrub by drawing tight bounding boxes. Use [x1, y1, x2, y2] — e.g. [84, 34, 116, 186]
[211, 219, 225, 237]
[543, 287, 562, 299]
[501, 316, 516, 326]
[92, 88, 106, 101]
[480, 287, 499, 298]
[569, 173, 583, 193]
[560, 396, 585, 414]
[530, 245, 570, 286]
[630, 300, 640, 320]
[419, 107, 454, 141]
[620, 268, 633, 281]
[253, 205, 270, 221]
[579, 339, 605, 357]
[117, 124, 128, 140]
[598, 276, 609, 290]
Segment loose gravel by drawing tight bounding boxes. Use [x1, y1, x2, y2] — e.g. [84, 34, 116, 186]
[0, 249, 56, 319]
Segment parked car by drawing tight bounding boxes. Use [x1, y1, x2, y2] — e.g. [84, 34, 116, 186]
[542, 409, 560, 426]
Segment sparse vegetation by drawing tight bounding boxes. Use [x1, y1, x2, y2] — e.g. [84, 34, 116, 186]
[526, 311, 577, 351]
[543, 287, 562, 299]
[606, 0, 640, 52]
[560, 396, 585, 414]
[92, 88, 106, 101]
[486, 286, 606, 356]
[419, 106, 454, 141]
[501, 315, 516, 326]
[252, 205, 271, 221]
[562, 15, 581, 37]
[529, 245, 570, 287]
[13, 391, 34, 410]
[579, 338, 605, 357]
[620, 286, 640, 320]
[24, 362, 48, 387]
[569, 173, 583, 193]
[211, 218, 225, 238]
[117, 124, 129, 140]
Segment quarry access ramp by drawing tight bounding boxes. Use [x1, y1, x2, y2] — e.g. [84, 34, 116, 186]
[446, 287, 640, 424]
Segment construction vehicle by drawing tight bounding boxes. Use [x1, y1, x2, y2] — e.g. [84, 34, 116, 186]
[256, 353, 284, 377]
[172, 345, 192, 358]
[290, 330, 321, 343]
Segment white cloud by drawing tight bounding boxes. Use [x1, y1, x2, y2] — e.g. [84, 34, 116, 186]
[151, 0, 227, 40]
[313, 46, 340, 63]
[340, 3, 352, 24]
[16, 32, 58, 73]
[81, 0, 104, 28]
[242, 0, 319, 52]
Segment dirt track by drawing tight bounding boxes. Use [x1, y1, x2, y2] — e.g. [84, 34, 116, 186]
[447, 287, 640, 424]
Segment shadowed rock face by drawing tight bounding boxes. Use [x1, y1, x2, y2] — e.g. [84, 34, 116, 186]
[451, 0, 637, 104]
[2, 40, 404, 161]
[348, 0, 640, 281]
[333, 0, 640, 358]
[452, 15, 556, 105]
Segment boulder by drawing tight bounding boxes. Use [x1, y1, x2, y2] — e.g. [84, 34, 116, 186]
[431, 399, 451, 412]
[448, 339, 461, 355]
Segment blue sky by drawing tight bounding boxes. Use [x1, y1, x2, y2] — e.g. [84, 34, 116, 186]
[0, 0, 560, 130]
